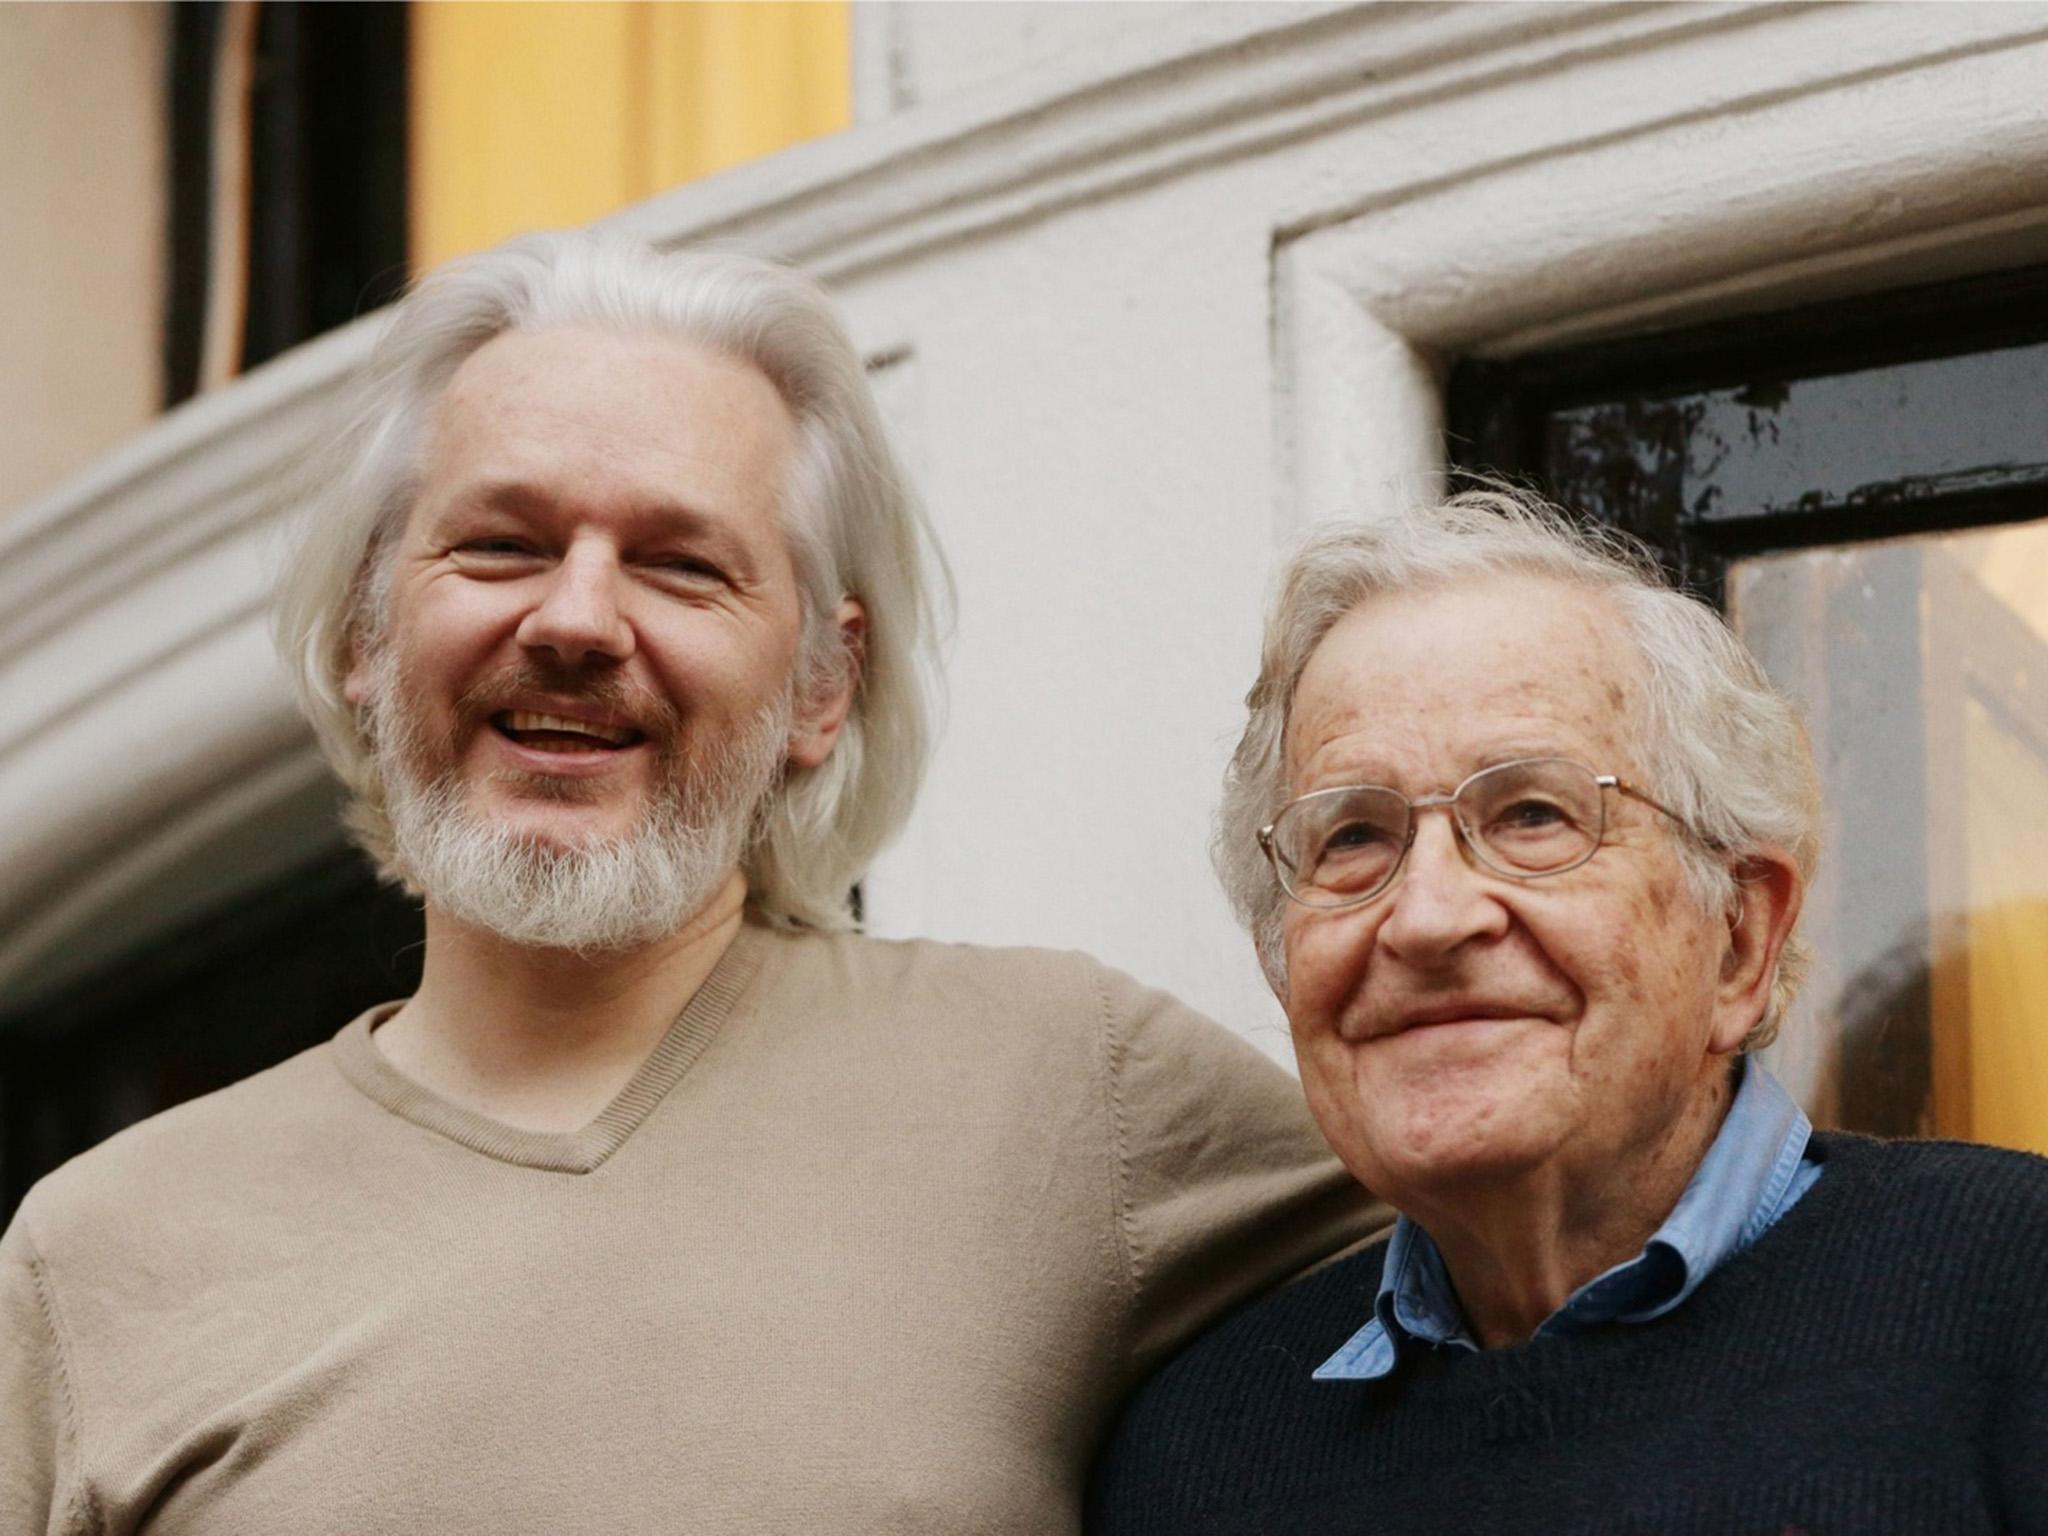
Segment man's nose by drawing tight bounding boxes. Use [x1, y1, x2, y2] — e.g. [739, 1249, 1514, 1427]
[515, 541, 636, 665]
[1373, 809, 1509, 960]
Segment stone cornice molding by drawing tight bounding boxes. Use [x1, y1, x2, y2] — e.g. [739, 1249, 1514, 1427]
[612, 1, 1724, 278]
[1268, 3, 2048, 529]
[6, 0, 2048, 1005]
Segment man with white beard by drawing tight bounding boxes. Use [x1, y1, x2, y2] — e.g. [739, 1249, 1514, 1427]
[0, 233, 1383, 1535]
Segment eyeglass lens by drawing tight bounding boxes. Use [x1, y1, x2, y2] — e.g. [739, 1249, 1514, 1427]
[1272, 758, 1608, 906]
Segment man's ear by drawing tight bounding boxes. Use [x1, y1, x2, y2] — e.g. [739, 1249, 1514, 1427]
[342, 643, 369, 709]
[787, 598, 866, 770]
[340, 602, 381, 711]
[1708, 846, 1803, 1054]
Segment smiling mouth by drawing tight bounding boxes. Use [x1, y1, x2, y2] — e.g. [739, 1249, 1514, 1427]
[1371, 1006, 1536, 1040]
[491, 710, 647, 754]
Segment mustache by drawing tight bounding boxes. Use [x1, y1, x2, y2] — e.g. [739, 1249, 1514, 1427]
[450, 661, 682, 747]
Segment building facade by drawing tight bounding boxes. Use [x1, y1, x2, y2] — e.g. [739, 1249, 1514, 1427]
[4, 2, 2046, 1209]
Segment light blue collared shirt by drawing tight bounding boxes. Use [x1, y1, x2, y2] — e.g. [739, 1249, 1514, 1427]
[1314, 1057, 1823, 1382]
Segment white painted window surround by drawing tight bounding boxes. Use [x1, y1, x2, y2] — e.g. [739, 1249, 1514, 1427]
[6, 3, 2048, 1057]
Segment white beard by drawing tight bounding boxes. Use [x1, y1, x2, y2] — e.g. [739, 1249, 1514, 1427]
[363, 648, 792, 953]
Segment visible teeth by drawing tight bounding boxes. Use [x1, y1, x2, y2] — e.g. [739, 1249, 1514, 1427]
[503, 710, 634, 746]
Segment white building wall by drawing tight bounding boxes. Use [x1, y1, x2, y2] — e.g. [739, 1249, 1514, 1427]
[846, 161, 1302, 1048]
[851, 2, 1334, 120]
[7, 2, 2048, 1058]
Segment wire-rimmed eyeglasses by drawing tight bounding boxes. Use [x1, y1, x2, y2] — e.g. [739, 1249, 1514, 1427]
[1257, 757, 1688, 909]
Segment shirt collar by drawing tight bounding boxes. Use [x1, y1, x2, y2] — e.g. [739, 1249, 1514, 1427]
[1315, 1058, 1816, 1382]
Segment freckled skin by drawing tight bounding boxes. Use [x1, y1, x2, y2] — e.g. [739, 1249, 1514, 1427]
[1279, 575, 1797, 1343]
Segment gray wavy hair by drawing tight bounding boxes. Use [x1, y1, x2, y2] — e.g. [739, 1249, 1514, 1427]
[273, 230, 947, 930]
[1216, 486, 1819, 1049]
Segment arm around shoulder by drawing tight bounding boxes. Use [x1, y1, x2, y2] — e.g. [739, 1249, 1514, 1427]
[1094, 964, 1389, 1386]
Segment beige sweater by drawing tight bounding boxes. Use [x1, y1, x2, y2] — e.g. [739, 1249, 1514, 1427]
[1, 917, 1384, 1535]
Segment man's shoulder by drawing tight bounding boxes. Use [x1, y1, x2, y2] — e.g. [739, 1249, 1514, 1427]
[749, 921, 1326, 1173]
[1803, 1132, 2048, 1341]
[13, 1024, 365, 1255]
[1817, 1129, 2048, 1219]
[756, 921, 1220, 1042]
[767, 920, 1118, 988]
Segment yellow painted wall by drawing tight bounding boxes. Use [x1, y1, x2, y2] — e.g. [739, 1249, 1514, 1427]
[1962, 696, 2048, 1155]
[2, 1, 165, 513]
[411, 1, 850, 270]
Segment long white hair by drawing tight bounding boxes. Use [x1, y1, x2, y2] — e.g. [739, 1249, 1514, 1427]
[273, 230, 948, 929]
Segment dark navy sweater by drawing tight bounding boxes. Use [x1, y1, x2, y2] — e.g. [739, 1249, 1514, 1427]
[1087, 1134, 2048, 1535]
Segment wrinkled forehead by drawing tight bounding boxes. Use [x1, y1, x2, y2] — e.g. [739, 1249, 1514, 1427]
[1284, 575, 1648, 782]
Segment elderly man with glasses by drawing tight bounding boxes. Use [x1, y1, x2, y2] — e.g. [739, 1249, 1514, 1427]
[1088, 489, 2048, 1535]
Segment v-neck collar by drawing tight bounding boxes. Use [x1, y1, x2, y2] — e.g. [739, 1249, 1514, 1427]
[329, 919, 770, 1173]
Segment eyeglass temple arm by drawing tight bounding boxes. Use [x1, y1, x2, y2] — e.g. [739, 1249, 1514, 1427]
[1604, 775, 1688, 829]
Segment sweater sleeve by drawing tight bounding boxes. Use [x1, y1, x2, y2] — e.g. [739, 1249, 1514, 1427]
[1095, 964, 1390, 1389]
[0, 1211, 82, 1536]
